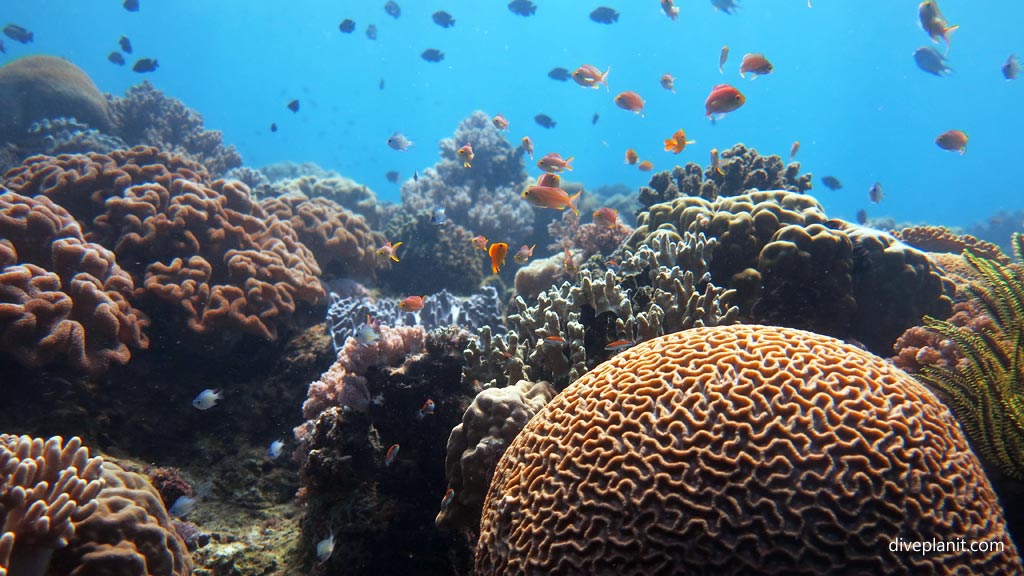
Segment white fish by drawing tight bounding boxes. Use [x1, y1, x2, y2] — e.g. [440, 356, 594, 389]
[192, 389, 222, 410]
[168, 495, 196, 517]
[267, 440, 285, 459]
[355, 324, 379, 346]
[430, 206, 448, 226]
[316, 530, 335, 563]
[386, 131, 413, 151]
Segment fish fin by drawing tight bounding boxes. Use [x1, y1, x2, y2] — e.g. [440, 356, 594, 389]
[565, 156, 574, 171]
[391, 255, 400, 262]
[664, 140, 675, 152]
[568, 190, 581, 217]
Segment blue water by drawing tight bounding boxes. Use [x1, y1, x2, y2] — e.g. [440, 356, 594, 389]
[4, 0, 1021, 229]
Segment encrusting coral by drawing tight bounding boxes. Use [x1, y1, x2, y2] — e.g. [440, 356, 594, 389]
[475, 324, 1022, 575]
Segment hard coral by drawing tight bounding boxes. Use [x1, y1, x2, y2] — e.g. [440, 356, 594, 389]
[380, 211, 484, 295]
[0, 56, 113, 140]
[892, 225, 1010, 264]
[476, 325, 1022, 575]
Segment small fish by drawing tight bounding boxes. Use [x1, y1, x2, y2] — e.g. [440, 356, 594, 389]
[913, 46, 952, 76]
[440, 488, 456, 509]
[918, 1, 957, 50]
[471, 235, 489, 251]
[413, 171, 419, 182]
[704, 84, 745, 121]
[543, 335, 566, 347]
[589, 7, 620, 24]
[508, 0, 537, 17]
[534, 114, 557, 129]
[384, 1, 401, 18]
[739, 53, 773, 78]
[1002, 54, 1020, 80]
[108, 52, 126, 66]
[119, 35, 133, 53]
[387, 131, 413, 151]
[385, 171, 399, 184]
[522, 136, 534, 159]
[719, 45, 729, 74]
[168, 495, 196, 517]
[593, 207, 619, 228]
[638, 160, 654, 171]
[614, 91, 645, 117]
[421, 49, 445, 63]
[604, 339, 634, 351]
[661, 0, 680, 20]
[821, 176, 842, 190]
[522, 176, 581, 216]
[493, 113, 509, 131]
[417, 399, 436, 419]
[563, 247, 578, 275]
[573, 64, 610, 90]
[385, 444, 400, 466]
[710, 148, 724, 175]
[376, 241, 403, 262]
[433, 11, 456, 28]
[625, 148, 639, 165]
[3, 25, 32, 44]
[132, 58, 158, 73]
[660, 73, 676, 93]
[537, 152, 574, 173]
[123, 0, 139, 12]
[267, 440, 285, 459]
[355, 323, 380, 345]
[457, 144, 474, 168]
[935, 129, 968, 154]
[192, 389, 222, 410]
[868, 182, 884, 204]
[591, 113, 600, 125]
[663, 129, 695, 154]
[316, 531, 335, 563]
[366, 24, 378, 40]
[513, 244, 536, 264]
[270, 123, 278, 133]
[712, 0, 740, 15]
[548, 67, 571, 81]
[789, 141, 800, 161]
[430, 206, 448, 225]
[856, 209, 868, 225]
[489, 243, 509, 274]
[287, 99, 299, 113]
[339, 19, 356, 33]
[399, 295, 427, 312]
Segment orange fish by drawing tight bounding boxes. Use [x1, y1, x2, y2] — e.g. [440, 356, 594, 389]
[572, 64, 610, 90]
[593, 207, 619, 228]
[543, 335, 565, 347]
[417, 398, 435, 419]
[710, 148, 724, 175]
[625, 148, 639, 165]
[789, 141, 800, 161]
[704, 84, 745, 121]
[399, 295, 427, 312]
[522, 177, 581, 216]
[919, 1, 958, 50]
[440, 488, 456, 509]
[375, 241, 403, 262]
[614, 91, 645, 117]
[719, 45, 729, 74]
[471, 235, 488, 251]
[522, 136, 534, 159]
[513, 244, 535, 264]
[661, 0, 679, 20]
[488, 242, 508, 274]
[385, 443, 400, 467]
[537, 152, 574, 173]
[663, 129, 696, 154]
[563, 247, 578, 275]
[638, 160, 654, 171]
[537, 173, 561, 188]
[739, 53, 773, 78]
[935, 129, 968, 154]
[457, 143, 474, 168]
[660, 73, 676, 93]
[604, 339, 634, 351]
[492, 114, 509, 131]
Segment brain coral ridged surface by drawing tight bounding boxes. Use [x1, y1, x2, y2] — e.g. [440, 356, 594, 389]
[475, 324, 1021, 576]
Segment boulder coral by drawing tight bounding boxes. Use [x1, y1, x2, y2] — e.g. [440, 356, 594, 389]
[0, 56, 113, 141]
[476, 325, 1022, 575]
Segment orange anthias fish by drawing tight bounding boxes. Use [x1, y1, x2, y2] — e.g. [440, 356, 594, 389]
[456, 144, 474, 168]
[790, 141, 800, 161]
[604, 339, 634, 351]
[471, 235, 488, 251]
[663, 129, 695, 154]
[661, 0, 679, 20]
[522, 136, 534, 159]
[919, 1, 958, 51]
[593, 207, 619, 228]
[563, 247, 578, 275]
[719, 45, 729, 74]
[522, 174, 582, 216]
[625, 148, 639, 165]
[935, 129, 968, 154]
[739, 53, 773, 79]
[572, 64, 610, 90]
[537, 152, 574, 173]
[513, 244, 535, 264]
[638, 160, 654, 172]
[492, 113, 509, 131]
[614, 91, 645, 117]
[375, 241, 403, 262]
[660, 73, 676, 93]
[399, 295, 427, 312]
[385, 443, 400, 467]
[488, 242, 508, 274]
[704, 84, 745, 121]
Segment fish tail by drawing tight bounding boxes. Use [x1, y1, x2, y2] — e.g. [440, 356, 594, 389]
[391, 241, 403, 262]
[602, 67, 611, 91]
[565, 156, 574, 171]
[568, 190, 581, 217]
[663, 139, 675, 152]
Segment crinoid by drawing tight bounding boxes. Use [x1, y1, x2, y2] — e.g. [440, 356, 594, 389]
[917, 233, 1024, 480]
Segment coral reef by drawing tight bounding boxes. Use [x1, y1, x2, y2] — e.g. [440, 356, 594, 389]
[546, 210, 633, 260]
[476, 324, 1022, 575]
[271, 174, 389, 230]
[967, 209, 1024, 256]
[21, 117, 128, 157]
[380, 211, 485, 295]
[0, 190, 149, 373]
[891, 299, 993, 374]
[637, 143, 812, 207]
[107, 81, 241, 176]
[892, 224, 1010, 263]
[0, 56, 113, 140]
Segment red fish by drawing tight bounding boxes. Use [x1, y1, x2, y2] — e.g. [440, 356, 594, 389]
[385, 443, 400, 467]
[543, 335, 565, 346]
[919, 1, 958, 51]
[563, 247, 578, 275]
[935, 129, 968, 154]
[513, 244, 536, 264]
[739, 53, 773, 79]
[440, 488, 456, 509]
[572, 64, 610, 90]
[399, 295, 427, 312]
[537, 152, 574, 173]
[625, 148, 638, 165]
[704, 84, 745, 121]
[660, 73, 676, 93]
[522, 136, 534, 159]
[593, 207, 619, 228]
[663, 129, 695, 154]
[614, 91, 645, 117]
[457, 144, 474, 168]
[488, 242, 508, 274]
[789, 141, 800, 161]
[604, 339, 634, 351]
[638, 160, 654, 171]
[375, 241, 403, 262]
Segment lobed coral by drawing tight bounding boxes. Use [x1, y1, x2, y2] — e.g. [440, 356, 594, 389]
[892, 225, 1010, 264]
[271, 174, 389, 230]
[0, 56, 113, 140]
[476, 324, 1022, 575]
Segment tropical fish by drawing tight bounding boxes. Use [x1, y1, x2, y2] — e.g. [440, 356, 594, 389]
[287, 99, 300, 112]
[316, 531, 335, 563]
[0, 40, 4, 54]
[399, 295, 427, 312]
[366, 24, 378, 40]
[430, 206, 448, 225]
[522, 136, 534, 159]
[119, 35, 133, 53]
[604, 340, 634, 351]
[918, 1, 957, 50]
[413, 171, 419, 182]
[790, 141, 800, 161]
[376, 241, 403, 262]
[522, 176, 581, 215]
[270, 123, 278, 133]
[856, 209, 868, 225]
[660, 73, 676, 93]
[704, 84, 745, 120]
[625, 148, 639, 165]
[548, 67, 571, 81]
[592, 113, 600, 125]
[387, 131, 413, 151]
[355, 323, 380, 346]
[821, 176, 842, 190]
[913, 47, 952, 76]
[661, 0, 680, 20]
[1002, 54, 1020, 80]
[935, 129, 968, 154]
[471, 235, 489, 251]
[267, 440, 285, 459]
[513, 244, 536, 264]
[573, 64, 611, 90]
[614, 91, 645, 117]
[537, 152, 574, 173]
[563, 247, 579, 275]
[123, 0, 139, 11]
[4, 24, 35, 45]
[593, 207, 619, 228]
[384, 1, 401, 18]
[711, 0, 740, 14]
[488, 243, 509, 274]
[638, 160, 654, 171]
[386, 171, 399, 183]
[132, 58, 158, 73]
[719, 45, 729, 74]
[534, 114, 557, 129]
[508, 0, 537, 16]
[440, 488, 456, 509]
[590, 7, 619, 24]
[543, 335, 566, 347]
[710, 148, 723, 175]
[421, 49, 445, 63]
[868, 182, 884, 204]
[433, 11, 455, 28]
[663, 129, 695, 154]
[339, 19, 356, 33]
[192, 389, 222, 410]
[108, 52, 125, 66]
[457, 144, 474, 168]
[417, 399, 436, 419]
[739, 53, 773, 78]
[168, 496, 196, 517]
[492, 114, 509, 131]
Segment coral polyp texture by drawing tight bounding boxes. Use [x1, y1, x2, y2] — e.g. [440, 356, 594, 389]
[0, 190, 148, 373]
[475, 324, 1022, 576]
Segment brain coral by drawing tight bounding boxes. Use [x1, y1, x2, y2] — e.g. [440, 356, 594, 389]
[0, 56, 113, 140]
[476, 324, 1021, 575]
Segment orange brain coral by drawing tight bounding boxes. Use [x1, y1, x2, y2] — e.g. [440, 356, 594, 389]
[475, 324, 1021, 575]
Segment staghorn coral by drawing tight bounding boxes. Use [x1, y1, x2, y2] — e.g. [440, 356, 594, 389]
[3, 147, 324, 342]
[0, 435, 105, 576]
[476, 324, 1022, 575]
[892, 225, 1010, 264]
[637, 143, 812, 206]
[0, 190, 148, 374]
[0, 56, 113, 140]
[107, 81, 241, 176]
[380, 211, 485, 295]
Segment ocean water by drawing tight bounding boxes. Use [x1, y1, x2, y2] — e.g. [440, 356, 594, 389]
[4, 0, 1020, 230]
